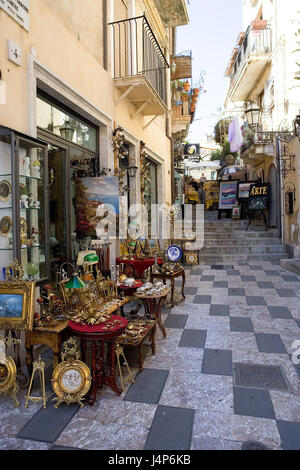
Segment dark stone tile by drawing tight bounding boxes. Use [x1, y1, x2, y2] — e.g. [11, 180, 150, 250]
[256, 281, 274, 289]
[209, 304, 230, 316]
[246, 296, 267, 306]
[249, 265, 264, 271]
[50, 445, 82, 450]
[213, 281, 228, 288]
[183, 287, 198, 295]
[241, 275, 256, 282]
[179, 329, 207, 348]
[190, 270, 202, 276]
[16, 400, 80, 443]
[200, 276, 214, 281]
[124, 369, 169, 404]
[276, 289, 297, 298]
[164, 314, 188, 329]
[144, 406, 195, 450]
[227, 270, 240, 276]
[277, 420, 300, 450]
[237, 261, 249, 266]
[228, 288, 245, 296]
[233, 387, 275, 419]
[271, 260, 281, 265]
[201, 349, 233, 376]
[268, 306, 293, 319]
[230, 317, 254, 333]
[193, 295, 212, 305]
[264, 270, 280, 276]
[281, 275, 300, 282]
[296, 319, 300, 329]
[255, 333, 287, 354]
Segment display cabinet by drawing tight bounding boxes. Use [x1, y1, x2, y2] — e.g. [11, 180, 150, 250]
[0, 126, 49, 283]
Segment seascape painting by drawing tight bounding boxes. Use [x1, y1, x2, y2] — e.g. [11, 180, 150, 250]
[219, 182, 238, 209]
[0, 293, 24, 318]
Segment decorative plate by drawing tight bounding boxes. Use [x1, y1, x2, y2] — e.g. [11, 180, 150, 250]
[0, 180, 12, 202]
[0, 216, 12, 237]
[0, 356, 17, 394]
[20, 217, 27, 234]
[167, 245, 182, 262]
[52, 360, 91, 398]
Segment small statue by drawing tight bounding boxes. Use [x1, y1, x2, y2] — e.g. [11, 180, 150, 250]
[24, 156, 31, 177]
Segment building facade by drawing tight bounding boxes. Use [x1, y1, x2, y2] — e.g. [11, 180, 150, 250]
[0, 0, 189, 279]
[222, 0, 300, 255]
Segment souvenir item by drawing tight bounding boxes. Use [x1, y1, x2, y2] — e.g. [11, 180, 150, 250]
[52, 338, 91, 408]
[0, 353, 19, 407]
[0, 216, 12, 237]
[0, 180, 12, 202]
[185, 251, 198, 265]
[20, 217, 27, 235]
[167, 245, 182, 262]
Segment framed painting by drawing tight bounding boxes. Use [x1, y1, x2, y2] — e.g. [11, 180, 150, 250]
[0, 281, 35, 331]
[237, 181, 255, 200]
[148, 239, 160, 255]
[218, 181, 238, 209]
[232, 206, 241, 219]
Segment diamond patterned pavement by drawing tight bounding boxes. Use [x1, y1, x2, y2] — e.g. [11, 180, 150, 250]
[1, 261, 300, 450]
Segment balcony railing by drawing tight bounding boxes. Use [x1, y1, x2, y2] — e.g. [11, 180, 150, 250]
[109, 15, 169, 104]
[230, 22, 272, 89]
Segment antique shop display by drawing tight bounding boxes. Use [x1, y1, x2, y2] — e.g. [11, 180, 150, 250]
[0, 127, 49, 282]
[25, 355, 47, 409]
[151, 266, 185, 308]
[134, 286, 170, 338]
[35, 283, 67, 328]
[52, 338, 91, 408]
[0, 337, 19, 407]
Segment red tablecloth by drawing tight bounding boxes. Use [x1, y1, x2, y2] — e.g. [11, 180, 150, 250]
[68, 315, 128, 334]
[116, 257, 163, 278]
[118, 280, 143, 296]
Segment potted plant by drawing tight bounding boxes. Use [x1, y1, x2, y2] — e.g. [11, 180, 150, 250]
[180, 91, 189, 102]
[193, 88, 200, 96]
[183, 80, 190, 92]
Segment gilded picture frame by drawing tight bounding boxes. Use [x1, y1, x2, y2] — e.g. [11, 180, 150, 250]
[0, 281, 35, 331]
[0, 355, 19, 407]
[52, 359, 91, 408]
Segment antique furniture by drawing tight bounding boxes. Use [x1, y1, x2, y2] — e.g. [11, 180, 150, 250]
[0, 126, 49, 283]
[150, 269, 185, 308]
[25, 320, 69, 376]
[116, 256, 163, 279]
[68, 315, 128, 406]
[134, 287, 170, 339]
[118, 318, 157, 372]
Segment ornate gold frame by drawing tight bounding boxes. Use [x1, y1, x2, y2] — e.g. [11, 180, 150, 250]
[52, 360, 91, 408]
[0, 355, 19, 407]
[0, 281, 35, 331]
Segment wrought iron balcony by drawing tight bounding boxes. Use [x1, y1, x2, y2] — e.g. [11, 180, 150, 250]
[228, 21, 272, 101]
[109, 15, 169, 117]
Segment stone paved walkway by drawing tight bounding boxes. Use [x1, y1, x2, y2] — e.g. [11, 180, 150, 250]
[1, 260, 300, 450]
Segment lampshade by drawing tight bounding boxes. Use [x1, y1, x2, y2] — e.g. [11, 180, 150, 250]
[64, 272, 86, 289]
[128, 166, 138, 177]
[83, 253, 99, 265]
[59, 120, 75, 141]
[245, 103, 261, 129]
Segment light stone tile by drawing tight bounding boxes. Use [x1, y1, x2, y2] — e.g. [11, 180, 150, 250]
[55, 401, 157, 450]
[270, 391, 300, 421]
[0, 438, 50, 450]
[205, 331, 258, 352]
[191, 436, 242, 450]
[192, 411, 281, 449]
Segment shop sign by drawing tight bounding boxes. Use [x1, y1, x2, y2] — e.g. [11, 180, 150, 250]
[0, 0, 29, 31]
[248, 182, 270, 211]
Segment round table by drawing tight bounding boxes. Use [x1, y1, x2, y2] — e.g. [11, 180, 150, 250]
[68, 316, 128, 406]
[116, 257, 163, 279]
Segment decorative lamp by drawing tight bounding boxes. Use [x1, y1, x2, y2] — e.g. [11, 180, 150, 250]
[59, 120, 75, 141]
[128, 166, 138, 177]
[171, 61, 177, 75]
[245, 103, 261, 130]
[294, 111, 300, 141]
[65, 273, 86, 289]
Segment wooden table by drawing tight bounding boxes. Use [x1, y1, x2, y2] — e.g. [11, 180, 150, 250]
[150, 269, 185, 308]
[134, 287, 170, 339]
[25, 297, 132, 376]
[68, 316, 128, 406]
[117, 319, 157, 372]
[25, 320, 69, 376]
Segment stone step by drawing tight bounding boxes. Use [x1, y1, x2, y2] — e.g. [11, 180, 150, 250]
[198, 245, 287, 255]
[202, 238, 284, 246]
[202, 231, 279, 238]
[197, 253, 289, 263]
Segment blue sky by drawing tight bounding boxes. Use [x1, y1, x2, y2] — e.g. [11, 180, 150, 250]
[176, 0, 243, 142]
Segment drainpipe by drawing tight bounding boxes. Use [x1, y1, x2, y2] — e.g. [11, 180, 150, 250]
[276, 136, 284, 243]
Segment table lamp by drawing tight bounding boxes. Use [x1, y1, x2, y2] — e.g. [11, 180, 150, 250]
[64, 272, 86, 311]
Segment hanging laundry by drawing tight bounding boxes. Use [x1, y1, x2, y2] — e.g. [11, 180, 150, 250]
[228, 115, 244, 152]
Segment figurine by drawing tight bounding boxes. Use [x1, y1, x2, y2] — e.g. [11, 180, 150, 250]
[20, 188, 29, 208]
[32, 159, 41, 178]
[24, 156, 31, 177]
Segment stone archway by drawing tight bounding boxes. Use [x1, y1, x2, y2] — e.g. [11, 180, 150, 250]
[267, 164, 278, 228]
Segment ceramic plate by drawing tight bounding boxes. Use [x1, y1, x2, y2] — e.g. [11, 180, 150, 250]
[0, 180, 12, 202]
[0, 216, 12, 237]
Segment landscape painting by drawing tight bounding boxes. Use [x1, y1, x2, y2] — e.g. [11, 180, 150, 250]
[219, 181, 238, 209]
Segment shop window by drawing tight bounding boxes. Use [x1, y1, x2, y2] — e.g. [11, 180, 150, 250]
[37, 94, 97, 153]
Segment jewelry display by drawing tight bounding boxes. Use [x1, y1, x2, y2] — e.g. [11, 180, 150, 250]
[24, 355, 47, 409]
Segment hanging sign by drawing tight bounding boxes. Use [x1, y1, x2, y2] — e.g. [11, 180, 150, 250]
[248, 182, 271, 211]
[0, 0, 29, 31]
